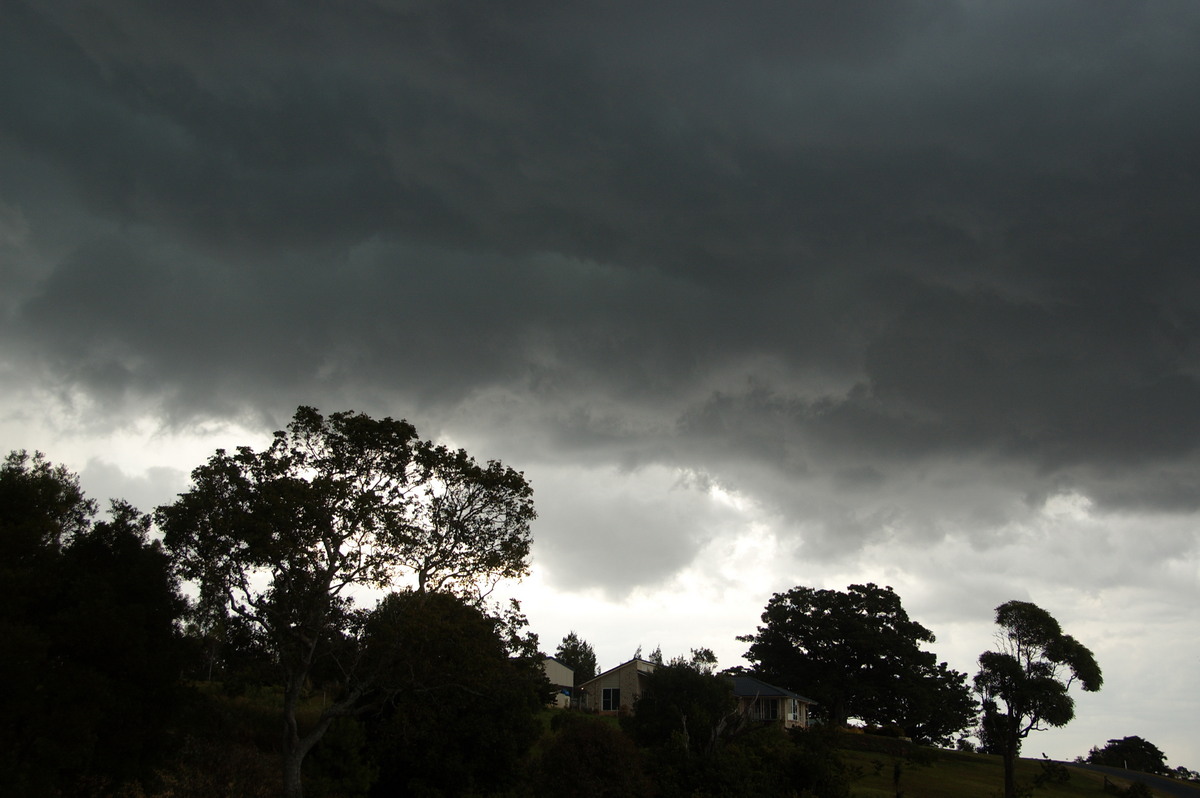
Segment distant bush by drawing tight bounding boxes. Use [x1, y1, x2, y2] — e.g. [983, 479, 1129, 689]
[1089, 736, 1168, 775]
[862, 723, 907, 739]
[834, 728, 916, 758]
[1171, 766, 1200, 782]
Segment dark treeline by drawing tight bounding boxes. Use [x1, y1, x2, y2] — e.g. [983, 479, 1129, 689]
[0, 407, 552, 798]
[1, 450, 187, 796]
[0, 440, 851, 798]
[2, 406, 1141, 798]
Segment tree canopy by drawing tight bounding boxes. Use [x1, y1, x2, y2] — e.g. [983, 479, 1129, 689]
[623, 655, 738, 758]
[357, 590, 548, 797]
[1087, 736, 1168, 775]
[739, 583, 975, 742]
[156, 406, 536, 798]
[0, 451, 186, 796]
[556, 630, 599, 687]
[975, 599, 1102, 798]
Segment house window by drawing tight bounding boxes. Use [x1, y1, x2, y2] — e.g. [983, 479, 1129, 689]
[753, 699, 780, 720]
[788, 699, 799, 722]
[602, 688, 621, 711]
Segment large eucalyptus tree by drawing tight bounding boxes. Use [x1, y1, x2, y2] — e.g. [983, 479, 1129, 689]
[975, 600, 1102, 798]
[157, 406, 535, 798]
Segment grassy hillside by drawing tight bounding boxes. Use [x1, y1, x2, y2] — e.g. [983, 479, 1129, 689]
[167, 691, 1200, 798]
[837, 740, 1200, 798]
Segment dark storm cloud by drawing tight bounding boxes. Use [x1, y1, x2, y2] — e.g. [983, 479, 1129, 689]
[5, 0, 1200, 558]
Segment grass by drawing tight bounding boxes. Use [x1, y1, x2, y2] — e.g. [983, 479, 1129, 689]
[837, 739, 1199, 798]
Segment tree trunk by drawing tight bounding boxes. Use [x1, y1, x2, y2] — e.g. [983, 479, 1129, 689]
[282, 670, 316, 798]
[282, 688, 306, 798]
[283, 745, 305, 798]
[1002, 735, 1019, 798]
[830, 695, 849, 728]
[282, 710, 336, 798]
[281, 678, 361, 798]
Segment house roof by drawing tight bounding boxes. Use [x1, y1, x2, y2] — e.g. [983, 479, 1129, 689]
[578, 657, 657, 689]
[728, 675, 816, 705]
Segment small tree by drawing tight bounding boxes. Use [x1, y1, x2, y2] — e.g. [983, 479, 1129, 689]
[975, 600, 1102, 798]
[684, 647, 718, 674]
[556, 630, 599, 688]
[624, 651, 737, 758]
[157, 407, 535, 798]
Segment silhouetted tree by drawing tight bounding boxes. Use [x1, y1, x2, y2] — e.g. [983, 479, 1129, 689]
[157, 407, 536, 798]
[0, 451, 186, 795]
[357, 590, 546, 797]
[623, 657, 738, 758]
[896, 658, 978, 746]
[1087, 736, 1167, 775]
[740, 583, 974, 740]
[556, 629, 599, 687]
[975, 600, 1102, 798]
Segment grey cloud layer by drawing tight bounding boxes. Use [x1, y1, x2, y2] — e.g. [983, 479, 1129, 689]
[4, 0, 1200, 587]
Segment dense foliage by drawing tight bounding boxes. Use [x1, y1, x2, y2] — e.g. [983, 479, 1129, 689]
[556, 629, 599, 686]
[531, 713, 653, 798]
[623, 660, 738, 757]
[739, 583, 975, 742]
[0, 451, 187, 796]
[1087, 736, 1168, 775]
[614, 650, 853, 798]
[358, 590, 548, 797]
[11, 442, 1131, 798]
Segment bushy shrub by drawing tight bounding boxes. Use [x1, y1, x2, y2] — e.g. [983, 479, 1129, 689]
[862, 723, 907, 738]
[530, 714, 650, 798]
[0, 454, 187, 796]
[1032, 757, 1070, 787]
[362, 591, 545, 797]
[147, 736, 279, 798]
[306, 718, 376, 798]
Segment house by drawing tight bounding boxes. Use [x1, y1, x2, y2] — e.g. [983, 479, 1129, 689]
[579, 657, 657, 715]
[542, 656, 575, 709]
[577, 657, 815, 730]
[728, 674, 815, 730]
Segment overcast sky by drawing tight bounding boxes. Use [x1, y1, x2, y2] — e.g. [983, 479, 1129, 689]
[3, 0, 1198, 768]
